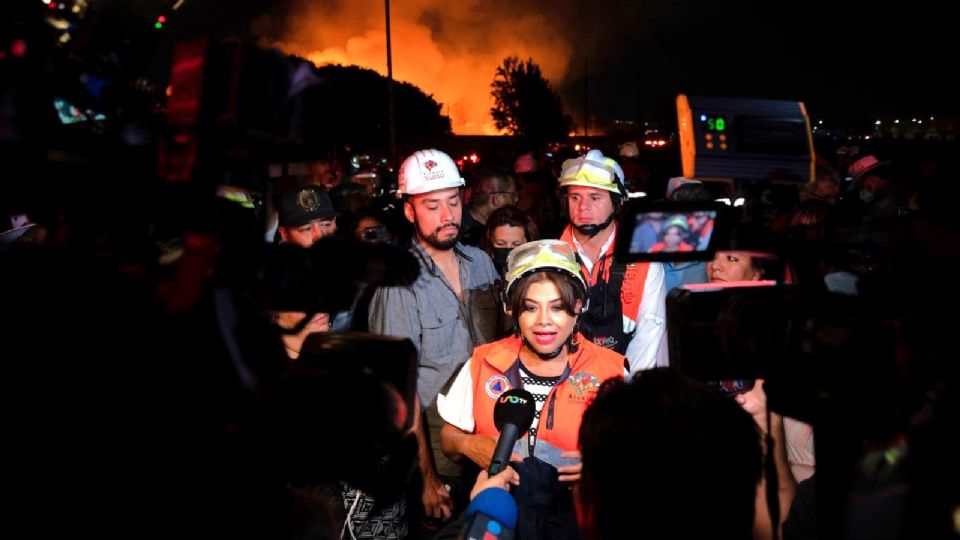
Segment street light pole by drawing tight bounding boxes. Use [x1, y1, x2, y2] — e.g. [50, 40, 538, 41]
[385, 0, 397, 165]
[583, 57, 589, 138]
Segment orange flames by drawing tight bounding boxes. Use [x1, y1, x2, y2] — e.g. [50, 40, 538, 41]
[264, 1, 572, 135]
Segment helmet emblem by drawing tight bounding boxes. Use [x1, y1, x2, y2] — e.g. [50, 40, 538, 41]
[297, 189, 321, 211]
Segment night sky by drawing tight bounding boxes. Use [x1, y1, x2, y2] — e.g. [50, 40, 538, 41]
[141, 0, 960, 128]
[550, 0, 957, 126]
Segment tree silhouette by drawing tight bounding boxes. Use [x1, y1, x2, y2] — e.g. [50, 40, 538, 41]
[295, 63, 451, 153]
[490, 56, 572, 143]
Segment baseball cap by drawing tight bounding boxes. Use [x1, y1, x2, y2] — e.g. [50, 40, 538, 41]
[278, 185, 339, 228]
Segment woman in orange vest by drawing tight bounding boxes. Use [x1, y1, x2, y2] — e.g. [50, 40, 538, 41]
[437, 240, 625, 540]
[648, 218, 694, 253]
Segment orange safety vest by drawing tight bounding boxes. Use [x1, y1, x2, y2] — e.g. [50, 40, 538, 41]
[468, 335, 625, 452]
[650, 241, 693, 253]
[559, 225, 651, 331]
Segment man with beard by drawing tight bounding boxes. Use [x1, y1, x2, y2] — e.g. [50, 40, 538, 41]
[369, 149, 500, 532]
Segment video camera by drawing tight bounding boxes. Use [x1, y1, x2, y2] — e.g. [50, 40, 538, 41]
[210, 235, 427, 506]
[614, 179, 960, 536]
[612, 197, 896, 423]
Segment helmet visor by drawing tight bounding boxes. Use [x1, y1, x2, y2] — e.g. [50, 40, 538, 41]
[560, 156, 621, 193]
[505, 240, 585, 296]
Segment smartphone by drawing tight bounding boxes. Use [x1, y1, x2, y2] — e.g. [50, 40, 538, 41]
[362, 225, 389, 243]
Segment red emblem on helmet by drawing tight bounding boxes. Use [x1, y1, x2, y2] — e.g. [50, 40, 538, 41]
[424, 160, 438, 171]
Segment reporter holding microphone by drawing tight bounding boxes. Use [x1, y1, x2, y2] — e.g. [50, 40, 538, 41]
[438, 240, 626, 540]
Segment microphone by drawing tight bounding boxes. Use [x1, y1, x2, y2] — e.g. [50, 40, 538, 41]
[458, 488, 517, 540]
[488, 389, 536, 475]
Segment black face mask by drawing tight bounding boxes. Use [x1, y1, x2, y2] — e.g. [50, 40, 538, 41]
[492, 247, 512, 276]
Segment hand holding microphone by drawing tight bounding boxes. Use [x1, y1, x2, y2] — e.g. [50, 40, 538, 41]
[458, 389, 533, 540]
[460, 466, 521, 540]
[470, 467, 521, 501]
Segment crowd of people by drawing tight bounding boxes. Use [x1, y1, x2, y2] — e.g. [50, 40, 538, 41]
[3, 136, 958, 540]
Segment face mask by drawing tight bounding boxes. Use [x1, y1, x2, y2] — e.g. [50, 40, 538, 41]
[492, 247, 512, 276]
[859, 188, 874, 203]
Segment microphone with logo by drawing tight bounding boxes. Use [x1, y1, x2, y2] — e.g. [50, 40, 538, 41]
[458, 389, 535, 540]
[488, 389, 536, 475]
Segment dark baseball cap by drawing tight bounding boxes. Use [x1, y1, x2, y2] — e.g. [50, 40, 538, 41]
[278, 185, 339, 227]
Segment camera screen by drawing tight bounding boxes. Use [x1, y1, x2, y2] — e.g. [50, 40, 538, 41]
[628, 210, 717, 254]
[53, 97, 106, 125]
[615, 201, 726, 262]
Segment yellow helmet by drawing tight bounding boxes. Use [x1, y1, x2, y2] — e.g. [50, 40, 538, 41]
[559, 149, 626, 196]
[665, 216, 689, 231]
[504, 240, 586, 299]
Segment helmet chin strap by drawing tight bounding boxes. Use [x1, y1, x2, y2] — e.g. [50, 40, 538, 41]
[573, 211, 616, 238]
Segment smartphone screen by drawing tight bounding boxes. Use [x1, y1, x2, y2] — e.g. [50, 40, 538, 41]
[362, 225, 388, 243]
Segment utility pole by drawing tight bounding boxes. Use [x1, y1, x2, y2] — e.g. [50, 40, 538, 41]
[385, 0, 397, 164]
[583, 57, 589, 138]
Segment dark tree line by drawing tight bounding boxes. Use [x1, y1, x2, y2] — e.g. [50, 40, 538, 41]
[298, 63, 452, 153]
[490, 56, 573, 144]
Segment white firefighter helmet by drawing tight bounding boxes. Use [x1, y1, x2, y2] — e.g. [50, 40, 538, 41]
[559, 149, 626, 197]
[396, 149, 465, 198]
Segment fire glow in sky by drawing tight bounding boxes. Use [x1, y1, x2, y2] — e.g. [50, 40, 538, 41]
[264, 0, 572, 135]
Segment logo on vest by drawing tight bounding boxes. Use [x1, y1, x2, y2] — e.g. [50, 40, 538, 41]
[592, 335, 619, 350]
[484, 375, 511, 399]
[568, 371, 601, 396]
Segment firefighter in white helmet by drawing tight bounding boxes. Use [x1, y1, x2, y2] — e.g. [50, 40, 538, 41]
[369, 149, 501, 524]
[557, 149, 668, 374]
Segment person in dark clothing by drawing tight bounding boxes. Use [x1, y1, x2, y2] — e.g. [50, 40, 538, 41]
[577, 369, 762, 540]
[460, 166, 518, 247]
[480, 205, 540, 279]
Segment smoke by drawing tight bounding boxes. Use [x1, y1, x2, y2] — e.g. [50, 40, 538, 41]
[259, 0, 573, 135]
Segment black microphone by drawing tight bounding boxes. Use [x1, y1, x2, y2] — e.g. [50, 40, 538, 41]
[488, 389, 536, 475]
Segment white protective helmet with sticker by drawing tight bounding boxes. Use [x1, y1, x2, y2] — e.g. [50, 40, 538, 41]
[396, 149, 465, 198]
